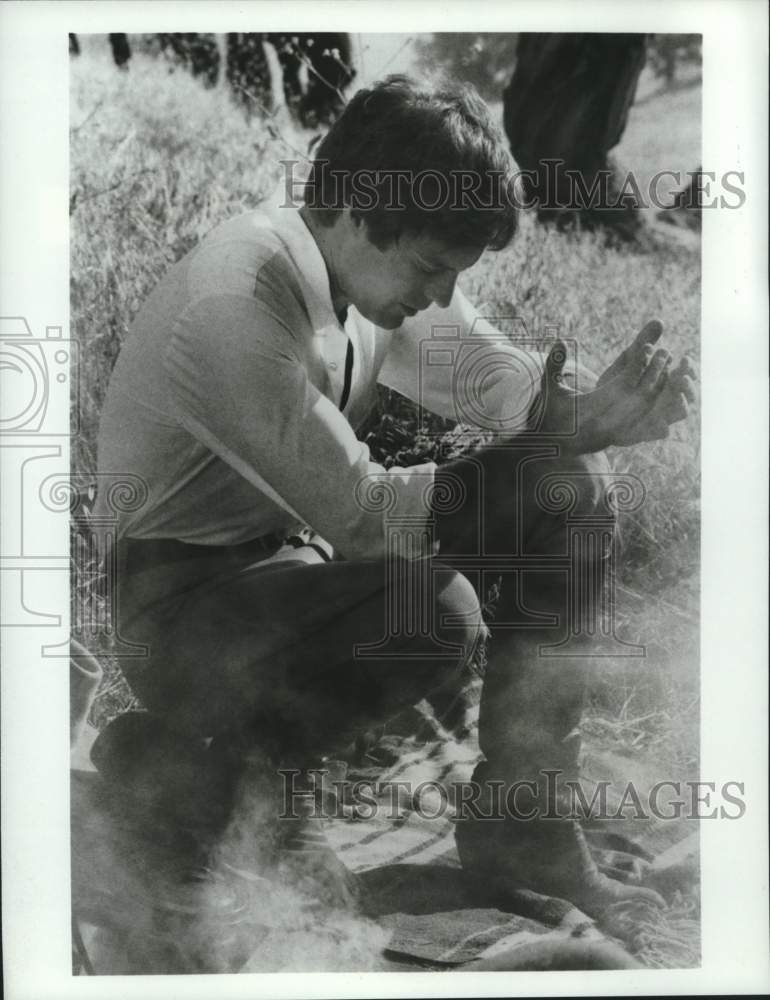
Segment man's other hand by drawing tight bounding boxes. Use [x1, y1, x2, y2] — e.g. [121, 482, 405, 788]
[534, 321, 697, 453]
[596, 320, 697, 445]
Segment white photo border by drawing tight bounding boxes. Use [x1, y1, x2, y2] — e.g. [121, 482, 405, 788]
[1, 1, 768, 997]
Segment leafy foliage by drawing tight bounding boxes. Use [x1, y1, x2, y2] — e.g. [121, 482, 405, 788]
[416, 33, 518, 99]
[647, 34, 702, 85]
[417, 33, 702, 103]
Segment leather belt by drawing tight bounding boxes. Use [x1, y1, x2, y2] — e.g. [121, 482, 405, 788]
[120, 532, 284, 576]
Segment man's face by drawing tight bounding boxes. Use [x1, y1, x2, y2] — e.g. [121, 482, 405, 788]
[341, 222, 486, 329]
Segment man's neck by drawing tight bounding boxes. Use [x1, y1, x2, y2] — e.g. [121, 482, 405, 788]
[299, 205, 349, 319]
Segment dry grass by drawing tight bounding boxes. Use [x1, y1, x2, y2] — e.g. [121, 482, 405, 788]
[71, 44, 701, 965]
[71, 43, 701, 762]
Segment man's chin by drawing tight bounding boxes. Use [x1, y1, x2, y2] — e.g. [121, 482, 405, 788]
[380, 316, 406, 330]
[361, 305, 407, 330]
[386, 303, 423, 328]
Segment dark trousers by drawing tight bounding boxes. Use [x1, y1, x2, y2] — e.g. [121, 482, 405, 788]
[114, 449, 612, 768]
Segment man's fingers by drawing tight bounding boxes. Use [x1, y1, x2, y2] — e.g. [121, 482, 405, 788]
[624, 342, 657, 384]
[638, 349, 672, 395]
[676, 373, 696, 404]
[598, 320, 661, 389]
[536, 341, 583, 437]
[664, 391, 690, 423]
[634, 319, 663, 349]
[665, 366, 696, 405]
[594, 337, 695, 446]
[675, 355, 698, 383]
[616, 320, 665, 386]
[545, 339, 568, 385]
[648, 380, 692, 426]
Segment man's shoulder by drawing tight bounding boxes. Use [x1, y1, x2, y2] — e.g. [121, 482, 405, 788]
[195, 208, 286, 266]
[192, 206, 307, 298]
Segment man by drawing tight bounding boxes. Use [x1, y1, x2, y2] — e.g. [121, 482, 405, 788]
[92, 76, 695, 921]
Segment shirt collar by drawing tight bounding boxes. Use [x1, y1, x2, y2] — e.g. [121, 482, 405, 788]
[262, 196, 341, 336]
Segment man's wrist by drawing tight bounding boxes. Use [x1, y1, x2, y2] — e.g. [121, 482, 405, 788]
[572, 416, 614, 455]
[526, 393, 608, 455]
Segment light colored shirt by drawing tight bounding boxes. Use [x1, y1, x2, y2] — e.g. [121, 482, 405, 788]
[95, 199, 540, 560]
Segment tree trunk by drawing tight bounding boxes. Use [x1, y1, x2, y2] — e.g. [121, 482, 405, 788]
[108, 33, 131, 70]
[503, 33, 648, 238]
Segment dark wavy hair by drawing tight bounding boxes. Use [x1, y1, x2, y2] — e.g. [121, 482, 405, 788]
[303, 75, 521, 251]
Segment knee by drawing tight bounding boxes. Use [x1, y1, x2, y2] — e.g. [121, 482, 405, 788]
[561, 451, 612, 517]
[515, 449, 616, 559]
[433, 566, 486, 665]
[529, 450, 613, 520]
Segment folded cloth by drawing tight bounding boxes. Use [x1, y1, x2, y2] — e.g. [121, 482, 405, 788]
[70, 639, 103, 749]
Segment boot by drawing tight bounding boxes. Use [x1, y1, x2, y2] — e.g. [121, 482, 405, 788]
[435, 442, 664, 923]
[92, 714, 358, 910]
[455, 758, 664, 923]
[454, 575, 665, 925]
[90, 711, 243, 853]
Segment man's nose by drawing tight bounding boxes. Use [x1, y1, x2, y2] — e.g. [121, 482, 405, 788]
[426, 272, 457, 309]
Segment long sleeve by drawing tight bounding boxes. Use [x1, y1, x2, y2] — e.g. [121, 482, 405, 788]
[377, 287, 543, 435]
[164, 293, 436, 561]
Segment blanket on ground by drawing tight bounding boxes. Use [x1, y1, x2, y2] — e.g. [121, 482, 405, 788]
[70, 674, 699, 974]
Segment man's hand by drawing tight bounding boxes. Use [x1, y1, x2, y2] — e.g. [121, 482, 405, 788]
[596, 319, 666, 391]
[595, 320, 697, 445]
[532, 321, 697, 453]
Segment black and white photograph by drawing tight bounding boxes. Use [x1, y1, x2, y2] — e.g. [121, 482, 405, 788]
[1, 2, 768, 997]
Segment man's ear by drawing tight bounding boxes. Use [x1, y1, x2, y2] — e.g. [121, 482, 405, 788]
[347, 209, 393, 252]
